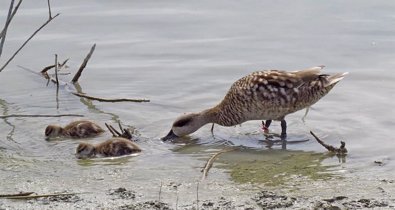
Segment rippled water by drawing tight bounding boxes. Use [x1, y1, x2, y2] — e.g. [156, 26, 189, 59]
[1, 0, 395, 209]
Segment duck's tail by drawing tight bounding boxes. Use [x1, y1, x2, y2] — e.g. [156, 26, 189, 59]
[325, 72, 348, 87]
[294, 65, 325, 82]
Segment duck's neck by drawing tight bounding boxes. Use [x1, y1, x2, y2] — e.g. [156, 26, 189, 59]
[198, 106, 220, 125]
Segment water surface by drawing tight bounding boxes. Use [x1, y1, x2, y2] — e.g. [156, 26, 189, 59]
[1, 0, 395, 208]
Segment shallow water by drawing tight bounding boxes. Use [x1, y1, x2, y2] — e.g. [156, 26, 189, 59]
[1, 0, 395, 209]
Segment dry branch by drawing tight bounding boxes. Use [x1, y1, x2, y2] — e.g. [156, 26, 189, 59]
[54, 54, 59, 88]
[105, 122, 133, 140]
[310, 131, 347, 155]
[41, 58, 69, 74]
[0, 0, 23, 58]
[201, 148, 235, 180]
[71, 44, 96, 83]
[1, 192, 79, 200]
[0, 192, 34, 198]
[0, 13, 60, 72]
[72, 92, 150, 103]
[0, 114, 83, 119]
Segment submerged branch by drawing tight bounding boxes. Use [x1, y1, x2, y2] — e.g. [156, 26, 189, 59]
[72, 92, 150, 103]
[310, 131, 347, 155]
[0, 114, 83, 119]
[71, 44, 96, 83]
[201, 148, 236, 180]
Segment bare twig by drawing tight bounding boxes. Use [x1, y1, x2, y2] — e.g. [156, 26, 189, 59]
[71, 44, 96, 83]
[310, 131, 347, 155]
[105, 122, 133, 139]
[0, 13, 60, 72]
[41, 58, 69, 74]
[72, 92, 150, 103]
[158, 181, 162, 203]
[0, 192, 34, 198]
[201, 148, 235, 180]
[1, 192, 79, 200]
[105, 123, 117, 137]
[47, 0, 52, 19]
[0, 114, 83, 119]
[55, 54, 59, 88]
[196, 182, 199, 210]
[0, 0, 21, 58]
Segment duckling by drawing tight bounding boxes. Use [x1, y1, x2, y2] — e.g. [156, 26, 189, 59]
[162, 66, 347, 140]
[75, 137, 141, 159]
[45, 120, 104, 139]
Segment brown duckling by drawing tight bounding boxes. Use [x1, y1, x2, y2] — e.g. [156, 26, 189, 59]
[45, 120, 104, 139]
[75, 137, 141, 159]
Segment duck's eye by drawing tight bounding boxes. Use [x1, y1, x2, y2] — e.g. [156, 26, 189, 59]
[173, 117, 192, 127]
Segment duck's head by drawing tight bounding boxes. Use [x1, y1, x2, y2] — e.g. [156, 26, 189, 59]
[45, 125, 63, 139]
[75, 143, 96, 159]
[162, 113, 204, 141]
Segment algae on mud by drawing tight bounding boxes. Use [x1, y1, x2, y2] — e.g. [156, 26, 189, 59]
[218, 150, 341, 186]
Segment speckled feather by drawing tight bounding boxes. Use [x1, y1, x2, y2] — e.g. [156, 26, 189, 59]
[211, 66, 347, 126]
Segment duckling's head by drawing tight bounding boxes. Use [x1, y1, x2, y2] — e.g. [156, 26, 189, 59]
[45, 125, 63, 138]
[75, 143, 96, 159]
[162, 113, 205, 141]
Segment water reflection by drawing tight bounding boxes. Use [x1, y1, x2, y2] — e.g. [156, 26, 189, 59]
[0, 99, 17, 143]
[173, 140, 346, 185]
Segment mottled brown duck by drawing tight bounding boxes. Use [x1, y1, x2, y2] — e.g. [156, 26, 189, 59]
[162, 66, 347, 140]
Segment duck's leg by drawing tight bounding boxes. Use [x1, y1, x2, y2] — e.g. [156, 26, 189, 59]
[280, 119, 287, 139]
[262, 120, 272, 133]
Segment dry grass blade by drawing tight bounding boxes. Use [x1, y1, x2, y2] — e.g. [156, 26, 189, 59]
[201, 148, 236, 180]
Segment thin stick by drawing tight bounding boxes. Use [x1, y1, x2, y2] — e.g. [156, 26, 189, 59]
[0, 13, 60, 72]
[72, 92, 150, 103]
[118, 121, 123, 131]
[41, 58, 69, 73]
[158, 181, 162, 203]
[1, 192, 78, 200]
[105, 123, 117, 137]
[0, 0, 15, 58]
[0, 114, 83, 119]
[0, 192, 34, 198]
[0, 0, 22, 40]
[310, 131, 347, 154]
[196, 182, 199, 210]
[109, 124, 122, 136]
[175, 191, 178, 210]
[41, 64, 56, 73]
[55, 54, 59, 88]
[47, 0, 52, 19]
[71, 44, 96, 83]
[201, 148, 235, 180]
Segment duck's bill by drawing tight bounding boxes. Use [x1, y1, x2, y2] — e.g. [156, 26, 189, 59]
[161, 129, 178, 141]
